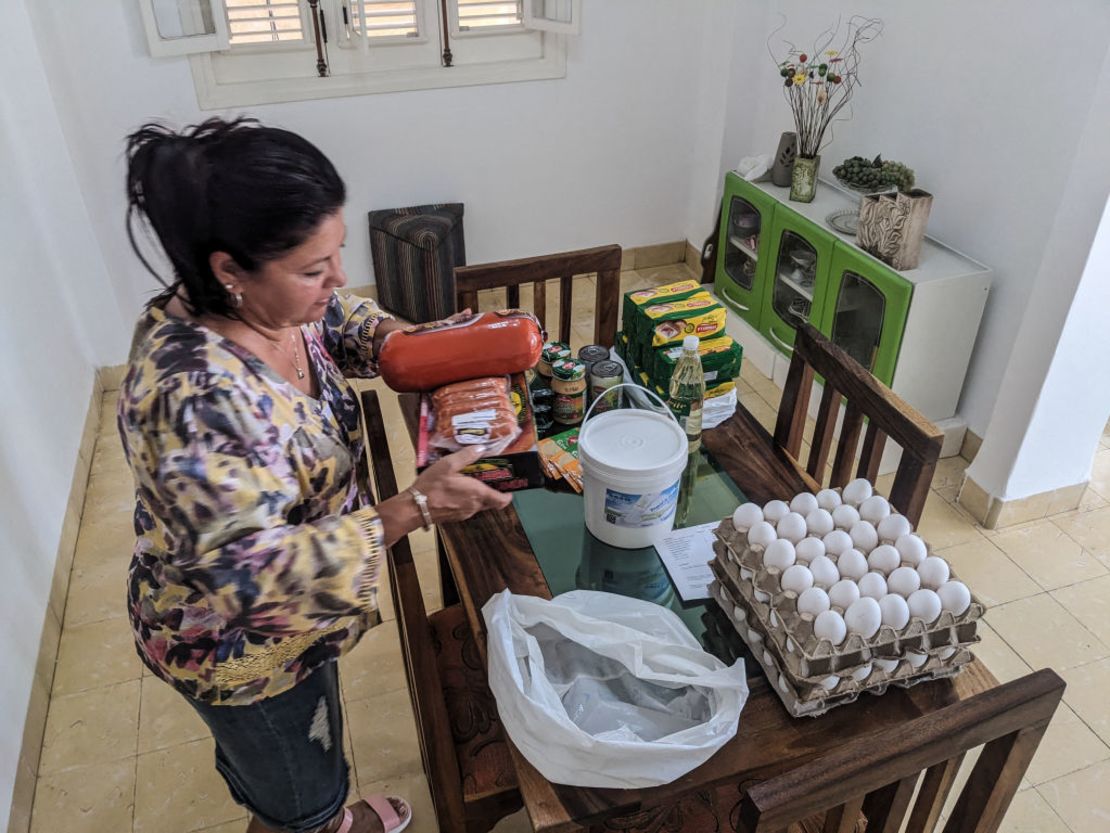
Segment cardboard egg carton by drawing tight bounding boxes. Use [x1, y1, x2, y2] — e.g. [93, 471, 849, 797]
[712, 516, 983, 681]
[709, 577, 970, 718]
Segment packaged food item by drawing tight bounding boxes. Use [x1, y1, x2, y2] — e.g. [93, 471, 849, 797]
[429, 377, 521, 455]
[577, 345, 610, 375]
[538, 428, 583, 492]
[417, 373, 544, 492]
[588, 360, 623, 413]
[534, 341, 571, 390]
[621, 280, 702, 339]
[639, 293, 727, 364]
[379, 310, 543, 392]
[552, 359, 587, 427]
[650, 335, 742, 393]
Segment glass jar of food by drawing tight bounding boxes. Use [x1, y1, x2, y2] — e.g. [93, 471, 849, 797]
[551, 359, 587, 426]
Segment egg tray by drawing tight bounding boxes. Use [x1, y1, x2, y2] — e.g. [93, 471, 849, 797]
[709, 577, 971, 718]
[713, 518, 983, 679]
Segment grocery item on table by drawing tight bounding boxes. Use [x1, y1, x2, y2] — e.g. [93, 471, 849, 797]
[588, 360, 623, 414]
[635, 292, 726, 367]
[537, 427, 582, 492]
[551, 359, 587, 428]
[378, 309, 543, 392]
[417, 372, 544, 492]
[533, 341, 571, 392]
[428, 377, 521, 455]
[621, 279, 702, 340]
[649, 335, 743, 394]
[668, 336, 706, 527]
[711, 478, 982, 717]
[577, 345, 609, 375]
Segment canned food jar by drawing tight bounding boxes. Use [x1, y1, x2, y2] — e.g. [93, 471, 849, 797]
[589, 360, 624, 413]
[551, 359, 587, 426]
[536, 341, 571, 381]
[578, 344, 609, 374]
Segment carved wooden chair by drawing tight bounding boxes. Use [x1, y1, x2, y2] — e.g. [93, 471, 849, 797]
[360, 388, 521, 833]
[454, 244, 624, 347]
[773, 322, 944, 526]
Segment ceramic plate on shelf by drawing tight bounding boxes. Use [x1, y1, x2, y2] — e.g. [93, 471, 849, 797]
[826, 209, 858, 236]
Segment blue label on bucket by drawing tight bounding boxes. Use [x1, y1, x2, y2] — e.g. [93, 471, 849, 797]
[603, 482, 680, 528]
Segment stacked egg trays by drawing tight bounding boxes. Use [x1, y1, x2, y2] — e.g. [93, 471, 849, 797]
[709, 479, 984, 718]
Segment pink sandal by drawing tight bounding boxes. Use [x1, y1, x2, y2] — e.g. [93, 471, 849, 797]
[334, 795, 413, 833]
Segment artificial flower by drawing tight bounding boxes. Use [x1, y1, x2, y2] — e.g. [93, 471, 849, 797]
[793, 72, 806, 85]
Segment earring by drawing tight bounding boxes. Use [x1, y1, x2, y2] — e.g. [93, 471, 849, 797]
[224, 283, 243, 309]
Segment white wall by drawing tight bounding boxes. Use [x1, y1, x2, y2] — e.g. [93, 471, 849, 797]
[709, 0, 1110, 437]
[0, 0, 125, 821]
[28, 0, 715, 367]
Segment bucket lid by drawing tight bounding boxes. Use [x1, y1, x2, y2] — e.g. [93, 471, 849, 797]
[579, 408, 687, 477]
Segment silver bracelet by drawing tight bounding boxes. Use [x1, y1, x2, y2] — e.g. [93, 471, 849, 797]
[408, 486, 433, 531]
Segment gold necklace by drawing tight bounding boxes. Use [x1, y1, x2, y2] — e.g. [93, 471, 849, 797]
[245, 323, 306, 381]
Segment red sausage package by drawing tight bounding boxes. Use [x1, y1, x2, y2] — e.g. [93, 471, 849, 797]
[379, 310, 544, 392]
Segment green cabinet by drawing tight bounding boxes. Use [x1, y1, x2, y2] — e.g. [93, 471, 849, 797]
[759, 205, 836, 354]
[820, 244, 912, 386]
[714, 173, 776, 329]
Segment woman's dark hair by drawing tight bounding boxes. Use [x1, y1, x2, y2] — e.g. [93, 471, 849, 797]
[125, 117, 346, 317]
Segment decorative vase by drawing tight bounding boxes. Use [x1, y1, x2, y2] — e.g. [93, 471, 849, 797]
[771, 132, 797, 187]
[857, 189, 934, 270]
[790, 155, 820, 203]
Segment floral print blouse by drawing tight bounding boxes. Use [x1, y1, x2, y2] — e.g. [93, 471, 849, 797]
[118, 293, 390, 705]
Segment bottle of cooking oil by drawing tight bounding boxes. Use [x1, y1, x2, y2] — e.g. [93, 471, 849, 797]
[667, 336, 705, 526]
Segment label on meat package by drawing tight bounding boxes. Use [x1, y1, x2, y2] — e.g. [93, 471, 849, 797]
[451, 409, 499, 444]
[603, 482, 680, 528]
[402, 309, 538, 337]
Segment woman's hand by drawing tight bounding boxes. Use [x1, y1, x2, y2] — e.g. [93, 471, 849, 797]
[377, 446, 512, 546]
[413, 445, 513, 523]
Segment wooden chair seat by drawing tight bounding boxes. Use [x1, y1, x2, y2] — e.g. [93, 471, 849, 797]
[428, 603, 520, 813]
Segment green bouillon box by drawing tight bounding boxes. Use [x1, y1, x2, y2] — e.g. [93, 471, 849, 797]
[621, 279, 703, 339]
[649, 334, 743, 392]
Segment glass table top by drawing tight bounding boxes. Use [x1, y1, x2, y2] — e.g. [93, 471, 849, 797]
[512, 446, 758, 668]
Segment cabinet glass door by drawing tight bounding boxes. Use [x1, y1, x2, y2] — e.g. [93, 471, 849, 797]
[771, 231, 818, 327]
[831, 271, 885, 372]
[723, 196, 762, 291]
[760, 209, 834, 356]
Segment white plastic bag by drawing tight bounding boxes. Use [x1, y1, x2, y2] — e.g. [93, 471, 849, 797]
[482, 589, 748, 788]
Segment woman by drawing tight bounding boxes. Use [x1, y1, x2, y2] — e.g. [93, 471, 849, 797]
[118, 117, 511, 833]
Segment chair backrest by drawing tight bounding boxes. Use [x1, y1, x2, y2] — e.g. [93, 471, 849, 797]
[359, 388, 470, 833]
[773, 323, 943, 526]
[454, 244, 623, 347]
[738, 668, 1064, 833]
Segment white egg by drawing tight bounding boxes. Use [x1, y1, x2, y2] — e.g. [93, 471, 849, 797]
[816, 488, 842, 511]
[878, 513, 913, 542]
[887, 566, 922, 597]
[795, 537, 826, 564]
[786, 637, 796, 652]
[908, 589, 943, 623]
[823, 529, 854, 557]
[796, 586, 831, 617]
[740, 566, 754, 581]
[732, 502, 764, 531]
[764, 649, 775, 667]
[836, 548, 869, 581]
[809, 555, 840, 589]
[777, 512, 808, 544]
[842, 477, 874, 507]
[850, 521, 880, 553]
[937, 580, 972, 616]
[805, 508, 835, 537]
[850, 662, 874, 682]
[778, 673, 791, 694]
[917, 556, 951, 590]
[754, 589, 771, 603]
[867, 544, 902, 576]
[763, 538, 797, 571]
[746, 628, 763, 646]
[832, 504, 861, 530]
[770, 610, 780, 627]
[732, 605, 747, 623]
[858, 572, 888, 600]
[814, 609, 847, 645]
[747, 521, 777, 549]
[938, 647, 958, 661]
[895, 533, 928, 567]
[874, 657, 900, 673]
[820, 675, 840, 691]
[790, 492, 819, 516]
[904, 650, 929, 669]
[845, 597, 882, 638]
[780, 564, 815, 595]
[878, 594, 911, 629]
[859, 495, 892, 525]
[828, 579, 861, 610]
[762, 499, 790, 524]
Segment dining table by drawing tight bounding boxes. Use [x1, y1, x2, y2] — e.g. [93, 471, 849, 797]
[399, 393, 1000, 833]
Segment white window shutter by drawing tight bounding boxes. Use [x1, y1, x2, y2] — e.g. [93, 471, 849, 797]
[452, 0, 523, 32]
[139, 0, 230, 56]
[225, 0, 307, 45]
[522, 0, 579, 35]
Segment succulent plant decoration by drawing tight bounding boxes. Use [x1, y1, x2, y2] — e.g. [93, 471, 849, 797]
[768, 16, 883, 159]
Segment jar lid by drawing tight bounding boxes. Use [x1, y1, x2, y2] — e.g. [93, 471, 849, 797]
[577, 345, 609, 365]
[542, 342, 572, 362]
[551, 359, 586, 381]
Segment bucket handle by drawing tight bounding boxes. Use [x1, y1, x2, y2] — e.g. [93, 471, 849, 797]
[582, 381, 679, 426]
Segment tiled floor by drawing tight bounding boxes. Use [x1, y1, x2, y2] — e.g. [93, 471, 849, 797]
[29, 263, 1110, 832]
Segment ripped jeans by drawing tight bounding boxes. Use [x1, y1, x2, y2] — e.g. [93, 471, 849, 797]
[187, 661, 349, 833]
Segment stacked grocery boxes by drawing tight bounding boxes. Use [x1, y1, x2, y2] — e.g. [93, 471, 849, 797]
[617, 280, 743, 399]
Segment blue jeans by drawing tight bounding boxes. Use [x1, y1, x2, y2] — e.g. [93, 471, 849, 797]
[187, 662, 349, 833]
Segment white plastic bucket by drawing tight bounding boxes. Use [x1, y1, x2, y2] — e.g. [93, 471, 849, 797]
[579, 384, 688, 549]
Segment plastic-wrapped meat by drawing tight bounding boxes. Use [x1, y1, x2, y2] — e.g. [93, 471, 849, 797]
[430, 377, 521, 453]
